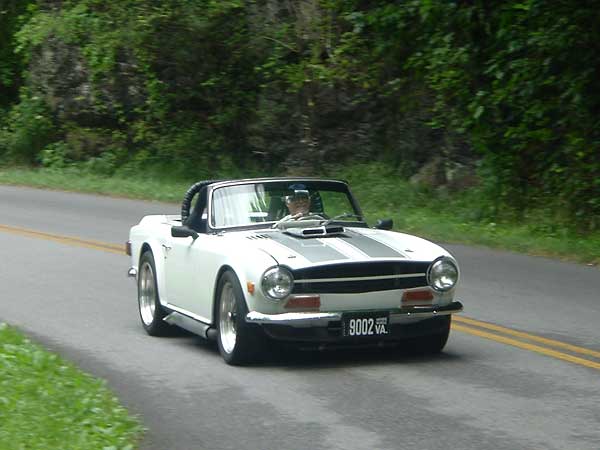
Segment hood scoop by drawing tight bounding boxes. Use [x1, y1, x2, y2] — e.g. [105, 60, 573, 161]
[284, 225, 345, 239]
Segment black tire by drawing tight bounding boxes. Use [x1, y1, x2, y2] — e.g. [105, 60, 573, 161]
[138, 251, 171, 336]
[215, 270, 264, 365]
[409, 316, 451, 355]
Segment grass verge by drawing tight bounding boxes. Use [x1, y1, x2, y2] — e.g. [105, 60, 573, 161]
[0, 164, 598, 266]
[0, 323, 142, 450]
[340, 165, 600, 266]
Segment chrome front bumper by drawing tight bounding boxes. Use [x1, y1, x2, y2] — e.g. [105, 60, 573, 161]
[245, 301, 463, 327]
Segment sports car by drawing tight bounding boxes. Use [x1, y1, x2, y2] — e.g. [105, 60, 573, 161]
[127, 177, 463, 364]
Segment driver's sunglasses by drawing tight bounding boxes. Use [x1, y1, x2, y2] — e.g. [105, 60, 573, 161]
[290, 196, 309, 203]
[286, 190, 310, 203]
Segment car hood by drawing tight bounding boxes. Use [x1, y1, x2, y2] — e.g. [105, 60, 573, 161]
[237, 227, 451, 270]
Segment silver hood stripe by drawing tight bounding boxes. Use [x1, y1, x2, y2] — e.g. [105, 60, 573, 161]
[317, 237, 370, 260]
[340, 230, 406, 258]
[357, 231, 410, 257]
[268, 232, 349, 263]
[248, 228, 407, 265]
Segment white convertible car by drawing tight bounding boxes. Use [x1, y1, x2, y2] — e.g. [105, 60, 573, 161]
[127, 178, 462, 364]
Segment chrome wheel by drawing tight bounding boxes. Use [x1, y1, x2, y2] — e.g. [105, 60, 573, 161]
[139, 261, 157, 326]
[219, 281, 237, 354]
[216, 271, 263, 365]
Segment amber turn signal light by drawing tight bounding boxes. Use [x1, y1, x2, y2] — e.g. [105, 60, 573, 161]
[285, 295, 321, 309]
[402, 290, 433, 302]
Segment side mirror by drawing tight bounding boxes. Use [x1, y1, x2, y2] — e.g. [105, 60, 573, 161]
[374, 218, 393, 230]
[171, 225, 199, 240]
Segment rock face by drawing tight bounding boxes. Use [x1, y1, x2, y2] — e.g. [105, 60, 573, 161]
[410, 157, 479, 192]
[29, 36, 145, 127]
[21, 1, 475, 176]
[25, 34, 145, 160]
[245, 1, 463, 173]
[248, 83, 379, 173]
[29, 37, 93, 124]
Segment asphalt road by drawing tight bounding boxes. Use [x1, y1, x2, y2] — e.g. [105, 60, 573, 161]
[1, 185, 599, 450]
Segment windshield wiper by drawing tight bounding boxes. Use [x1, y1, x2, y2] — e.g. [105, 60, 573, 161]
[322, 213, 364, 226]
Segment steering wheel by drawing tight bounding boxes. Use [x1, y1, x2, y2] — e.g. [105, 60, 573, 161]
[298, 214, 326, 221]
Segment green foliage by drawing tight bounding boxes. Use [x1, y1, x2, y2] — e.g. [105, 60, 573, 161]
[399, 0, 600, 230]
[0, 323, 141, 449]
[0, 0, 598, 231]
[0, 0, 36, 107]
[332, 162, 600, 265]
[39, 140, 70, 168]
[0, 91, 55, 163]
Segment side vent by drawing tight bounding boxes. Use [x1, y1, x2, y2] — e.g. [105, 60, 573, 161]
[247, 234, 271, 240]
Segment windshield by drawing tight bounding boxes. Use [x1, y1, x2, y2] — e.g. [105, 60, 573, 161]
[211, 180, 362, 228]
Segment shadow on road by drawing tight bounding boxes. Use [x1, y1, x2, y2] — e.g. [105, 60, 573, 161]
[178, 333, 465, 369]
[262, 345, 464, 369]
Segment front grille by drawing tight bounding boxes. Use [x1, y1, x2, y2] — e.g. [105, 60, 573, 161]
[293, 276, 428, 293]
[291, 261, 430, 294]
[293, 261, 430, 280]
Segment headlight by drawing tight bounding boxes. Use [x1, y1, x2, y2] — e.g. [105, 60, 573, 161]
[427, 257, 458, 291]
[261, 267, 294, 300]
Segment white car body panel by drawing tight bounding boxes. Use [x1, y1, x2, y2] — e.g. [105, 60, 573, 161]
[129, 216, 459, 324]
[128, 177, 462, 353]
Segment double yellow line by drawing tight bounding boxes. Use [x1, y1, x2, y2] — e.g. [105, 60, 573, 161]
[0, 223, 125, 255]
[2, 222, 599, 371]
[453, 316, 600, 371]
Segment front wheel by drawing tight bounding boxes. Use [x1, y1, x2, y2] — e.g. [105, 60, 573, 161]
[216, 271, 263, 365]
[409, 316, 451, 355]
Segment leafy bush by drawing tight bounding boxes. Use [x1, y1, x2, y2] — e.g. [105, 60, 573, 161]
[1, 92, 55, 163]
[0, 0, 36, 107]
[39, 141, 70, 169]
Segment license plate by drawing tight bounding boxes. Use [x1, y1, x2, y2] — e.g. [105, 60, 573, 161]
[343, 312, 389, 337]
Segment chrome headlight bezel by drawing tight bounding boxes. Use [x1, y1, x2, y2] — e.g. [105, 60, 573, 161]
[427, 256, 459, 292]
[261, 266, 294, 301]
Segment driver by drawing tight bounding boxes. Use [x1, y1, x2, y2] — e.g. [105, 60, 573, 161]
[285, 189, 311, 216]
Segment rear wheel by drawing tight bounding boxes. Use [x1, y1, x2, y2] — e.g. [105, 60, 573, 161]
[138, 251, 170, 336]
[216, 270, 263, 365]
